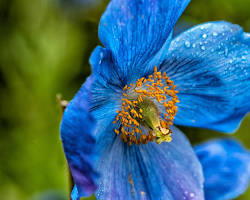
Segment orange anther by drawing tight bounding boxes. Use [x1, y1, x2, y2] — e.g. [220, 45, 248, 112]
[115, 129, 119, 135]
[113, 67, 178, 145]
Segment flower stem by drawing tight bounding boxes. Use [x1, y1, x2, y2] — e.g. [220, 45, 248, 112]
[57, 94, 72, 200]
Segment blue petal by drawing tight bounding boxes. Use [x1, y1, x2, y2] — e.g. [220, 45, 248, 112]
[60, 76, 98, 197]
[160, 21, 250, 132]
[90, 46, 125, 88]
[62, 73, 121, 199]
[99, 0, 190, 83]
[89, 46, 123, 123]
[94, 126, 204, 200]
[62, 48, 123, 199]
[195, 139, 250, 200]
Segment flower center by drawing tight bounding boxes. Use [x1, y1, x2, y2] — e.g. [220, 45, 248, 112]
[113, 67, 179, 146]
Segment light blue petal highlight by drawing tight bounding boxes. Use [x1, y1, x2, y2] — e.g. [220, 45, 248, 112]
[99, 0, 190, 83]
[60, 76, 98, 197]
[160, 21, 250, 133]
[71, 185, 79, 200]
[195, 139, 250, 200]
[94, 126, 204, 200]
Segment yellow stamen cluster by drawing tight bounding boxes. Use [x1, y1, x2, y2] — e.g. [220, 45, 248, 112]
[113, 67, 179, 146]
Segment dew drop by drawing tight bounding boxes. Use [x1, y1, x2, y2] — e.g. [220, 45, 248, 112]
[202, 34, 207, 39]
[184, 41, 191, 48]
[213, 32, 218, 36]
[190, 193, 195, 198]
[192, 43, 196, 48]
[201, 46, 206, 51]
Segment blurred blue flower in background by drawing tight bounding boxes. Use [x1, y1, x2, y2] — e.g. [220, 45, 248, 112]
[60, 0, 250, 199]
[195, 139, 250, 200]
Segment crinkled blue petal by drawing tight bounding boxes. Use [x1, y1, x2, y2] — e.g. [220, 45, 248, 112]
[195, 139, 250, 200]
[60, 76, 99, 197]
[94, 126, 204, 200]
[63, 74, 120, 199]
[64, 48, 123, 199]
[99, 0, 190, 83]
[160, 21, 250, 133]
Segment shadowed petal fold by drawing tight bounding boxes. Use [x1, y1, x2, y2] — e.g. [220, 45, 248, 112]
[195, 139, 250, 200]
[89, 46, 123, 123]
[60, 77, 98, 197]
[94, 126, 204, 200]
[99, 0, 190, 83]
[160, 21, 250, 132]
[90, 46, 125, 88]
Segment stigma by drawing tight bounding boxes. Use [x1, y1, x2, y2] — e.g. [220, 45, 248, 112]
[113, 67, 179, 146]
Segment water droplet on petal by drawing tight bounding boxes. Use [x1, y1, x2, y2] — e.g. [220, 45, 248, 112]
[213, 32, 218, 36]
[202, 34, 207, 39]
[184, 41, 191, 48]
[190, 193, 195, 198]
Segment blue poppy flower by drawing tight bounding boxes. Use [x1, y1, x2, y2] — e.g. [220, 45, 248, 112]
[60, 0, 250, 199]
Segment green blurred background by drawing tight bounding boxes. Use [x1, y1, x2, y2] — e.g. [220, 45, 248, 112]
[0, 0, 249, 200]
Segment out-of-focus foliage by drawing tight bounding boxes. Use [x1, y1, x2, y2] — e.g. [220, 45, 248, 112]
[0, 0, 249, 200]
